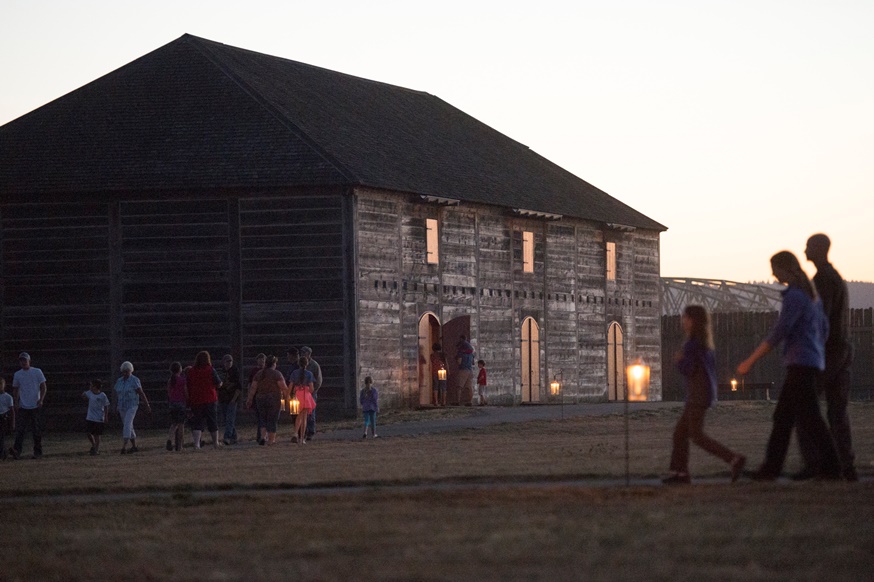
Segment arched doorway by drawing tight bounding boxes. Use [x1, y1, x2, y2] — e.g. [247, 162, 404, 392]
[521, 317, 540, 402]
[607, 322, 625, 401]
[417, 313, 441, 405]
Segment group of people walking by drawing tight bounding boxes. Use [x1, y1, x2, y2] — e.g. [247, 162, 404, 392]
[666, 234, 857, 483]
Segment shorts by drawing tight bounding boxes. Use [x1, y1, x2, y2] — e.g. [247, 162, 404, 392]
[433, 377, 447, 394]
[168, 401, 188, 424]
[189, 402, 218, 433]
[86, 420, 105, 436]
[363, 410, 377, 427]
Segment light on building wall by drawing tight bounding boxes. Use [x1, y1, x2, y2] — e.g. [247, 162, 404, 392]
[626, 359, 650, 402]
[550, 379, 561, 396]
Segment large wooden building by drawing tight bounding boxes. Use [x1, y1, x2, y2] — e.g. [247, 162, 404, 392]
[0, 35, 666, 418]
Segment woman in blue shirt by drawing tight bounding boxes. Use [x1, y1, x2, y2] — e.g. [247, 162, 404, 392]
[737, 251, 840, 480]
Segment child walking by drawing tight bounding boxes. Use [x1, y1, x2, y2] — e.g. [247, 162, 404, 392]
[360, 376, 379, 439]
[166, 362, 188, 452]
[82, 380, 109, 455]
[664, 305, 746, 484]
[0, 379, 14, 460]
[288, 356, 316, 444]
[476, 360, 488, 406]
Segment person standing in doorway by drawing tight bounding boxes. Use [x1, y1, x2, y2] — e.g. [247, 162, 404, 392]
[430, 343, 447, 406]
[455, 335, 475, 406]
[737, 251, 841, 480]
[795, 234, 858, 481]
[218, 354, 242, 445]
[9, 352, 47, 460]
[299, 346, 322, 440]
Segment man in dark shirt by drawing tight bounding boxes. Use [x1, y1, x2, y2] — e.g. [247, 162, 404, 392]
[796, 234, 857, 481]
[217, 354, 243, 445]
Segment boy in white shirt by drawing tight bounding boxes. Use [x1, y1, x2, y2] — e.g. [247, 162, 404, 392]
[83, 380, 110, 455]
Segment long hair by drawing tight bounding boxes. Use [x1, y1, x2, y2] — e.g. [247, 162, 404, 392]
[770, 251, 816, 300]
[683, 305, 714, 350]
[194, 351, 212, 367]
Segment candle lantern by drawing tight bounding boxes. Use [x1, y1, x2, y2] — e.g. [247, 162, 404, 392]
[437, 366, 447, 381]
[550, 379, 561, 396]
[626, 359, 650, 402]
[731, 379, 738, 392]
[280, 396, 287, 412]
[290, 397, 301, 415]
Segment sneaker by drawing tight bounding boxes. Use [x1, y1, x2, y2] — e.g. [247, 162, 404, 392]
[89, 448, 97, 456]
[372, 434, 379, 439]
[120, 448, 127, 455]
[662, 473, 691, 485]
[166, 440, 173, 452]
[31, 452, 42, 460]
[290, 436, 298, 444]
[222, 439, 231, 446]
[730, 456, 747, 483]
[258, 439, 266, 446]
[128, 446, 139, 454]
[362, 433, 367, 439]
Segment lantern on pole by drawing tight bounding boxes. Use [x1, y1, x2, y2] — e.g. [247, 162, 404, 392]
[550, 378, 561, 396]
[626, 359, 650, 402]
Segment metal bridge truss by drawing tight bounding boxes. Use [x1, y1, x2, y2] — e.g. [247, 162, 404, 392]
[660, 278, 783, 316]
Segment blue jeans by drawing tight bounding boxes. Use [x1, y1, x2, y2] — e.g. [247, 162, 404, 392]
[13, 407, 44, 456]
[218, 401, 238, 442]
[306, 393, 317, 438]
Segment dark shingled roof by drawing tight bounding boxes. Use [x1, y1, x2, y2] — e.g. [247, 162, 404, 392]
[0, 34, 665, 230]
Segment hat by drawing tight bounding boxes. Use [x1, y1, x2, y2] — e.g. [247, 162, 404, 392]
[18, 352, 30, 360]
[300, 346, 313, 356]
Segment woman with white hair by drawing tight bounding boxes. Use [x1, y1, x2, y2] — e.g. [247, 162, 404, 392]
[114, 361, 151, 454]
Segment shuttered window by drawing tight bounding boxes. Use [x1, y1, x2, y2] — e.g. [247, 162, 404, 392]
[522, 231, 534, 273]
[606, 241, 616, 281]
[426, 218, 439, 264]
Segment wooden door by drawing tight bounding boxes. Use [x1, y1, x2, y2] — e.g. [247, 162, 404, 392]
[607, 322, 625, 400]
[521, 317, 540, 402]
[417, 313, 441, 405]
[442, 315, 471, 405]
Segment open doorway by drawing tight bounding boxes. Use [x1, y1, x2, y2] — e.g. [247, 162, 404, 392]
[417, 313, 441, 406]
[521, 317, 540, 402]
[442, 315, 471, 405]
[607, 321, 625, 400]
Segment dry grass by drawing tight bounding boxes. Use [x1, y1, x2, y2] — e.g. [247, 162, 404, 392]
[2, 401, 873, 581]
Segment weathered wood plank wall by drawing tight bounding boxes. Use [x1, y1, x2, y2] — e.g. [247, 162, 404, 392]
[354, 188, 663, 406]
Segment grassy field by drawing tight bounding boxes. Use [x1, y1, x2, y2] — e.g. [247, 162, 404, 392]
[2, 401, 873, 580]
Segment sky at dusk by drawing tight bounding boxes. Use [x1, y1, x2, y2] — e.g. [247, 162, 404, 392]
[2, 0, 872, 283]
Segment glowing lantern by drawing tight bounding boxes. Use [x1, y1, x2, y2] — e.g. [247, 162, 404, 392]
[626, 359, 650, 402]
[731, 379, 738, 392]
[290, 398, 301, 415]
[280, 396, 287, 412]
[437, 366, 447, 381]
[550, 379, 561, 396]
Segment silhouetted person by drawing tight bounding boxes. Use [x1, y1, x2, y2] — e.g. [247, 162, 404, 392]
[737, 251, 840, 480]
[794, 234, 857, 481]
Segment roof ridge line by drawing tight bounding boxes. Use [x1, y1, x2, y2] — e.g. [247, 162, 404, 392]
[184, 35, 360, 185]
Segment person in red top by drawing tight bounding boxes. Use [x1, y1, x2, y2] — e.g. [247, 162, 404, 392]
[186, 351, 223, 449]
[476, 359, 488, 406]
